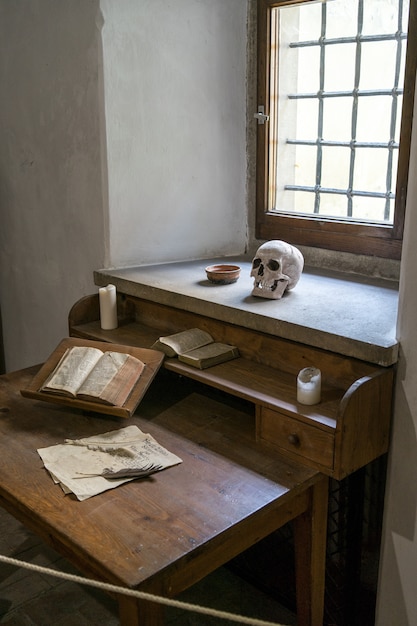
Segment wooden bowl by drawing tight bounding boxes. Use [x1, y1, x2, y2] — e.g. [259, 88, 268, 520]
[205, 264, 241, 284]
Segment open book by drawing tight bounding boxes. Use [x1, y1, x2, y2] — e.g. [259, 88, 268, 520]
[151, 328, 239, 369]
[41, 346, 145, 406]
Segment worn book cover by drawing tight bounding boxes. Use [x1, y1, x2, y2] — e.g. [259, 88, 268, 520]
[151, 328, 213, 358]
[152, 328, 239, 369]
[178, 343, 240, 369]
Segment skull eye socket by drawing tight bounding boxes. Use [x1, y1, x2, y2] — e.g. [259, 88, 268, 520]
[267, 259, 280, 272]
[253, 258, 261, 269]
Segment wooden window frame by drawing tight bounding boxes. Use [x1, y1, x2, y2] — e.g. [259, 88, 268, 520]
[256, 0, 417, 260]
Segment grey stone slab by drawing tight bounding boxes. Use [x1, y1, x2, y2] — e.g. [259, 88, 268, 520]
[95, 256, 399, 366]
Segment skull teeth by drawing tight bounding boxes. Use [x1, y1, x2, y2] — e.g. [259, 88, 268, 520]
[255, 279, 286, 292]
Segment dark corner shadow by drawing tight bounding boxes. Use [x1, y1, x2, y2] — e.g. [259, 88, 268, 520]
[377, 531, 410, 625]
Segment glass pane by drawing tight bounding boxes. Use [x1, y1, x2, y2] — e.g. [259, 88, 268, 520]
[324, 43, 356, 92]
[297, 3, 322, 40]
[356, 96, 393, 142]
[362, 0, 408, 36]
[319, 193, 349, 219]
[321, 146, 351, 190]
[270, 0, 409, 224]
[296, 47, 321, 93]
[322, 98, 352, 142]
[360, 41, 397, 90]
[326, 0, 359, 39]
[353, 148, 389, 194]
[293, 145, 317, 188]
[294, 99, 319, 140]
[395, 94, 404, 141]
[351, 196, 391, 223]
[293, 190, 315, 215]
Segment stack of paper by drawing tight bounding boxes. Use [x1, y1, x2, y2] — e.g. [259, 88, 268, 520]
[37, 425, 182, 501]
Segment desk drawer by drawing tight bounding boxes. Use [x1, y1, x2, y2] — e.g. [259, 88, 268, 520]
[257, 407, 334, 471]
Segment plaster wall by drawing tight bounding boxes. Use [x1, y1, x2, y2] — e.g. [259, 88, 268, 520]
[100, 0, 247, 267]
[376, 82, 417, 626]
[0, 0, 247, 371]
[0, 0, 106, 371]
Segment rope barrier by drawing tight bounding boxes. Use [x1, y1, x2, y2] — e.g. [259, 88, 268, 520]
[0, 553, 290, 626]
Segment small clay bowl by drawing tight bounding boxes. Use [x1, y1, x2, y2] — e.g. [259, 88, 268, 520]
[205, 264, 241, 284]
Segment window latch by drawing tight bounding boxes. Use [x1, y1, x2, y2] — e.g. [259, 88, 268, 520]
[254, 106, 270, 124]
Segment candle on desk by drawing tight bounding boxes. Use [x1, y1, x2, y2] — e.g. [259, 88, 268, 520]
[297, 367, 321, 405]
[99, 284, 118, 330]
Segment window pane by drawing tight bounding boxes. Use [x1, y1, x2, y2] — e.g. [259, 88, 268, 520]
[360, 41, 398, 90]
[295, 99, 319, 140]
[258, 0, 414, 259]
[322, 98, 352, 142]
[293, 190, 314, 215]
[324, 43, 356, 92]
[351, 196, 392, 222]
[356, 96, 394, 142]
[326, 0, 359, 39]
[321, 146, 351, 191]
[296, 3, 322, 40]
[362, 0, 408, 36]
[319, 193, 349, 218]
[295, 47, 321, 93]
[293, 145, 316, 187]
[269, 0, 407, 226]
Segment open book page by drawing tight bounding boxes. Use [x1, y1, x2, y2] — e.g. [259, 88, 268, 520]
[41, 347, 146, 406]
[41, 346, 103, 397]
[37, 425, 182, 501]
[152, 328, 213, 357]
[77, 353, 145, 405]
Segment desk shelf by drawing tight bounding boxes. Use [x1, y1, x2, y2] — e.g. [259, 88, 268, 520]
[69, 293, 394, 480]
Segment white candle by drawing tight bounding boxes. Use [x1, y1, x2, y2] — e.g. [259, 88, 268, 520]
[99, 284, 118, 330]
[297, 367, 321, 405]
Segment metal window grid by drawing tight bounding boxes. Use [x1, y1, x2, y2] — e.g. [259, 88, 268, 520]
[282, 0, 408, 222]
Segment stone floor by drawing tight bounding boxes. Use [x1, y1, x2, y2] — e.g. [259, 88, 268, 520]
[0, 506, 296, 626]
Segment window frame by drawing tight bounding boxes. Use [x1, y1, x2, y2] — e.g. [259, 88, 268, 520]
[256, 0, 417, 260]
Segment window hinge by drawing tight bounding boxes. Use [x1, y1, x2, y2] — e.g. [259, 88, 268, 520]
[254, 106, 270, 124]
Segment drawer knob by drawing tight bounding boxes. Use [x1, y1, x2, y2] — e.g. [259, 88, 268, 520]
[288, 433, 300, 447]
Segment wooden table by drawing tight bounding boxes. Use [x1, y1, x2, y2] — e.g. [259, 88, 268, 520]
[0, 366, 328, 626]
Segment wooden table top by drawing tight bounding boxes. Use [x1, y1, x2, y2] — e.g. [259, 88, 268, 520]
[0, 366, 321, 596]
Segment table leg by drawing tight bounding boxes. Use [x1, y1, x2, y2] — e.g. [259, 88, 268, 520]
[293, 475, 329, 626]
[118, 594, 164, 626]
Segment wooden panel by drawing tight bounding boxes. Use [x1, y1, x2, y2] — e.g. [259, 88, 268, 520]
[334, 369, 394, 478]
[68, 293, 395, 479]
[257, 407, 334, 471]
[70, 294, 378, 385]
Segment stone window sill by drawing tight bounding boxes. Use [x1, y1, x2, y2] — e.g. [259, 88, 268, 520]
[94, 255, 399, 367]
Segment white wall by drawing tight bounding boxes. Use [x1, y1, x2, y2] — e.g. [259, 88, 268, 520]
[376, 83, 417, 626]
[0, 0, 247, 370]
[101, 0, 247, 267]
[0, 0, 106, 371]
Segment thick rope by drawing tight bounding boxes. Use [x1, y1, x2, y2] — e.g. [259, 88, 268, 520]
[0, 553, 290, 626]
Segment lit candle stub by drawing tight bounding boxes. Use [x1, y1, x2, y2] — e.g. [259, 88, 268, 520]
[297, 367, 321, 405]
[99, 284, 118, 330]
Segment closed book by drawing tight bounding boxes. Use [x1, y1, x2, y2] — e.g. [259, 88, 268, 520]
[178, 343, 239, 369]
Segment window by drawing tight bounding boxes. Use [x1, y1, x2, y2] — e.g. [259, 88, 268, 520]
[256, 0, 417, 259]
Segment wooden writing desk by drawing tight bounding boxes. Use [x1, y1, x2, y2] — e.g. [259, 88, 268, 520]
[0, 366, 328, 626]
[68, 289, 395, 624]
[69, 293, 394, 480]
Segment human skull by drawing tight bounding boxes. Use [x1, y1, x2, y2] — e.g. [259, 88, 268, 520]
[250, 240, 304, 299]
